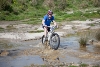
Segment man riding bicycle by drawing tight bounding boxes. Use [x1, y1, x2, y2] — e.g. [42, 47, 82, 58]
[42, 10, 57, 40]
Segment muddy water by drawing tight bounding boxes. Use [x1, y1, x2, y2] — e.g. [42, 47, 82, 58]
[0, 36, 100, 67]
[60, 37, 100, 66]
[0, 55, 44, 67]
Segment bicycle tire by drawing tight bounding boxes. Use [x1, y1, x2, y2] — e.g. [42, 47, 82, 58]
[42, 35, 45, 44]
[49, 33, 60, 50]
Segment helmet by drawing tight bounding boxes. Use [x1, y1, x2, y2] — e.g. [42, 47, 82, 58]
[47, 10, 53, 15]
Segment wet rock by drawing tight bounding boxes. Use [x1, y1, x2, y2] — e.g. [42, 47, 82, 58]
[0, 50, 9, 56]
[90, 26, 100, 30]
[88, 39, 94, 45]
[93, 41, 100, 47]
[7, 49, 20, 56]
[56, 57, 59, 60]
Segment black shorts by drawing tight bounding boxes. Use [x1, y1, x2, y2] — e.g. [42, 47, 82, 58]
[42, 25, 50, 32]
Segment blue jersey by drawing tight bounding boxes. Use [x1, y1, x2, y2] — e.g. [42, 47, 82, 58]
[43, 15, 54, 26]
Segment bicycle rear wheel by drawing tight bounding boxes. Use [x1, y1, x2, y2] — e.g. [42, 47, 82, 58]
[42, 35, 48, 48]
[49, 33, 60, 50]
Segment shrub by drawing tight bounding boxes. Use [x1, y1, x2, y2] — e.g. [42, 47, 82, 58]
[0, 0, 13, 12]
[0, 27, 4, 31]
[79, 63, 88, 67]
[95, 29, 100, 41]
[79, 37, 88, 48]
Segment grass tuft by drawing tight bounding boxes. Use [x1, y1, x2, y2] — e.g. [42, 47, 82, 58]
[95, 29, 100, 41]
[79, 63, 88, 67]
[78, 37, 88, 48]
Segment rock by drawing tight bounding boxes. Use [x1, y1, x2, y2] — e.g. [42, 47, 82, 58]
[90, 26, 100, 30]
[93, 41, 100, 46]
[72, 21, 92, 25]
[66, 11, 74, 14]
[0, 50, 9, 56]
[74, 25, 90, 30]
[62, 25, 73, 30]
[37, 26, 44, 31]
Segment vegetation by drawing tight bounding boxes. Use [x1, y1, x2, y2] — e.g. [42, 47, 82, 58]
[69, 66, 78, 67]
[28, 30, 44, 33]
[95, 29, 100, 41]
[78, 37, 88, 48]
[79, 63, 88, 67]
[0, 27, 4, 31]
[0, 0, 100, 23]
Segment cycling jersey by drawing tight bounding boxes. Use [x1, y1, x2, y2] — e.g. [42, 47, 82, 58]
[43, 14, 54, 26]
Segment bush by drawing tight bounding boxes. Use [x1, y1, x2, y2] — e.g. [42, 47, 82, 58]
[79, 63, 88, 67]
[0, 0, 13, 12]
[93, 0, 100, 7]
[95, 29, 100, 41]
[79, 37, 88, 48]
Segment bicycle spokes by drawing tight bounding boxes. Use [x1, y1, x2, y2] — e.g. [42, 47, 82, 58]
[50, 35, 59, 47]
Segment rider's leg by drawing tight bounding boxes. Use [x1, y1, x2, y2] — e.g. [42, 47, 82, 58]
[44, 27, 48, 38]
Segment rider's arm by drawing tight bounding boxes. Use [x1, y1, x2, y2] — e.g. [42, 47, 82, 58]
[42, 19, 45, 26]
[52, 20, 57, 26]
[42, 15, 47, 26]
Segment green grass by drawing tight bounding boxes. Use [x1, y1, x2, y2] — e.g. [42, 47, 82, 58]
[0, 9, 100, 22]
[0, 27, 4, 31]
[6, 25, 16, 29]
[22, 18, 41, 24]
[92, 65, 100, 67]
[79, 63, 88, 67]
[55, 9, 100, 22]
[69, 66, 78, 67]
[0, 0, 100, 23]
[28, 30, 43, 33]
[88, 23, 95, 26]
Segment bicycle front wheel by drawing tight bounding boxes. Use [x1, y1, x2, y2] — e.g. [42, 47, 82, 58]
[49, 33, 60, 50]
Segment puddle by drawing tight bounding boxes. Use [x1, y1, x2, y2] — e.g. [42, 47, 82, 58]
[59, 55, 81, 64]
[59, 36, 100, 65]
[60, 37, 79, 49]
[0, 55, 44, 67]
[0, 38, 40, 50]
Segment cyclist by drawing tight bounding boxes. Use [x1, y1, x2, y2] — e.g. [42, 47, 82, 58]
[42, 10, 57, 40]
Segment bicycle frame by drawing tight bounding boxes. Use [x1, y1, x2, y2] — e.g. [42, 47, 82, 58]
[42, 26, 60, 50]
[47, 26, 56, 41]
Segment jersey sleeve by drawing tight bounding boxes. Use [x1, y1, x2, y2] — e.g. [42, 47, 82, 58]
[43, 15, 47, 21]
[52, 16, 54, 22]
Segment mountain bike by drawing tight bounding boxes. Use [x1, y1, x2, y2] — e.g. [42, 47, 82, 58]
[42, 26, 60, 50]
